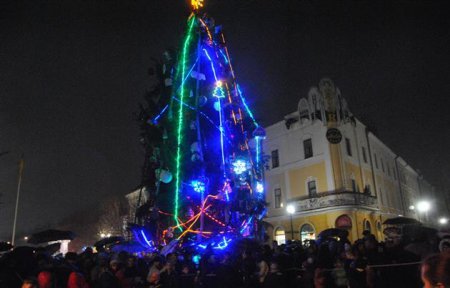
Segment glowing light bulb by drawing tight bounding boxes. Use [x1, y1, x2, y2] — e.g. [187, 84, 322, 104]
[286, 204, 295, 214]
[255, 182, 264, 193]
[232, 159, 247, 175]
[417, 201, 431, 212]
[191, 0, 204, 10]
[191, 179, 206, 193]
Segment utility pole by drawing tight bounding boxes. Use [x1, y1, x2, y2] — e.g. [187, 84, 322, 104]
[11, 155, 24, 246]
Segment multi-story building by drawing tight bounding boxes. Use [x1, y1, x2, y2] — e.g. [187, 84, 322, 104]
[263, 78, 437, 244]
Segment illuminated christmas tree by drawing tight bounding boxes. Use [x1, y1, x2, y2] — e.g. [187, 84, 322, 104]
[135, 0, 266, 249]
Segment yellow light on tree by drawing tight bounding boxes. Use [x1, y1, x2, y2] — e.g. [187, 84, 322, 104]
[191, 0, 204, 11]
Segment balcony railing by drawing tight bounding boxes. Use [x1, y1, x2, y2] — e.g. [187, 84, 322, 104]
[290, 191, 378, 212]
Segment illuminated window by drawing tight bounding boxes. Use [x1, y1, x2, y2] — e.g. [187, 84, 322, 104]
[335, 215, 352, 230]
[307, 180, 317, 197]
[275, 228, 286, 245]
[300, 224, 316, 245]
[274, 188, 282, 208]
[271, 150, 279, 168]
[303, 138, 313, 159]
[345, 138, 352, 156]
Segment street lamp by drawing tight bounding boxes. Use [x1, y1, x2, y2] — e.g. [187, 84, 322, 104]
[286, 204, 295, 240]
[439, 217, 448, 225]
[417, 201, 431, 213]
[417, 200, 431, 223]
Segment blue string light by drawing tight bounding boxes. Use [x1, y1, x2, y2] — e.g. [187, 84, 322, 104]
[203, 49, 218, 81]
[151, 104, 169, 124]
[140, 230, 153, 248]
[237, 84, 259, 127]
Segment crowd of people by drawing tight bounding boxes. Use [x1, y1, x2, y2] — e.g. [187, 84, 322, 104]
[1, 230, 449, 288]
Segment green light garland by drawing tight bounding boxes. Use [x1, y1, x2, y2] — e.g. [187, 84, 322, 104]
[174, 16, 196, 227]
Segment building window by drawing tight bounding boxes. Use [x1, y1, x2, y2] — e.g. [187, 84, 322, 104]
[381, 158, 385, 172]
[364, 220, 372, 232]
[345, 138, 352, 156]
[274, 188, 282, 208]
[303, 138, 313, 159]
[307, 180, 317, 197]
[271, 150, 279, 168]
[335, 215, 352, 230]
[300, 224, 316, 245]
[374, 153, 378, 169]
[362, 147, 367, 163]
[351, 179, 357, 192]
[387, 165, 391, 176]
[274, 227, 286, 245]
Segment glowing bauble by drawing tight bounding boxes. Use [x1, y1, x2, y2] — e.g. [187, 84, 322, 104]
[255, 182, 264, 193]
[157, 169, 173, 184]
[214, 101, 220, 111]
[191, 142, 201, 153]
[198, 95, 208, 107]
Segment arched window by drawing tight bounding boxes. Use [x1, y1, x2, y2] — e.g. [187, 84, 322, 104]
[298, 98, 310, 123]
[300, 224, 316, 245]
[308, 87, 323, 121]
[364, 220, 371, 232]
[274, 227, 286, 245]
[335, 215, 352, 230]
[376, 221, 382, 231]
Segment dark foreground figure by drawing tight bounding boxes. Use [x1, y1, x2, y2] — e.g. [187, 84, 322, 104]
[1, 232, 450, 288]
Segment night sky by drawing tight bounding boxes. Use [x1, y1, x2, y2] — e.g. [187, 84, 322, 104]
[1, 0, 449, 240]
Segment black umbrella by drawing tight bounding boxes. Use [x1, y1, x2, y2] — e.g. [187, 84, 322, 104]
[383, 227, 402, 237]
[383, 217, 421, 225]
[27, 229, 75, 244]
[318, 228, 348, 239]
[94, 236, 125, 251]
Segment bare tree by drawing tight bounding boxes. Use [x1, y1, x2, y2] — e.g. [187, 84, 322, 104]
[97, 195, 128, 237]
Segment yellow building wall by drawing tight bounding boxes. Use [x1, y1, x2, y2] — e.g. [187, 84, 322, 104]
[362, 168, 375, 194]
[268, 209, 385, 243]
[265, 173, 287, 217]
[345, 161, 364, 191]
[330, 144, 344, 190]
[288, 161, 327, 199]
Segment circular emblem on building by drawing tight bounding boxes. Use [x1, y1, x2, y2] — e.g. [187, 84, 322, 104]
[326, 128, 342, 144]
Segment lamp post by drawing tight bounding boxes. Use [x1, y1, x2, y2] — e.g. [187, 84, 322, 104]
[286, 204, 295, 240]
[11, 155, 24, 246]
